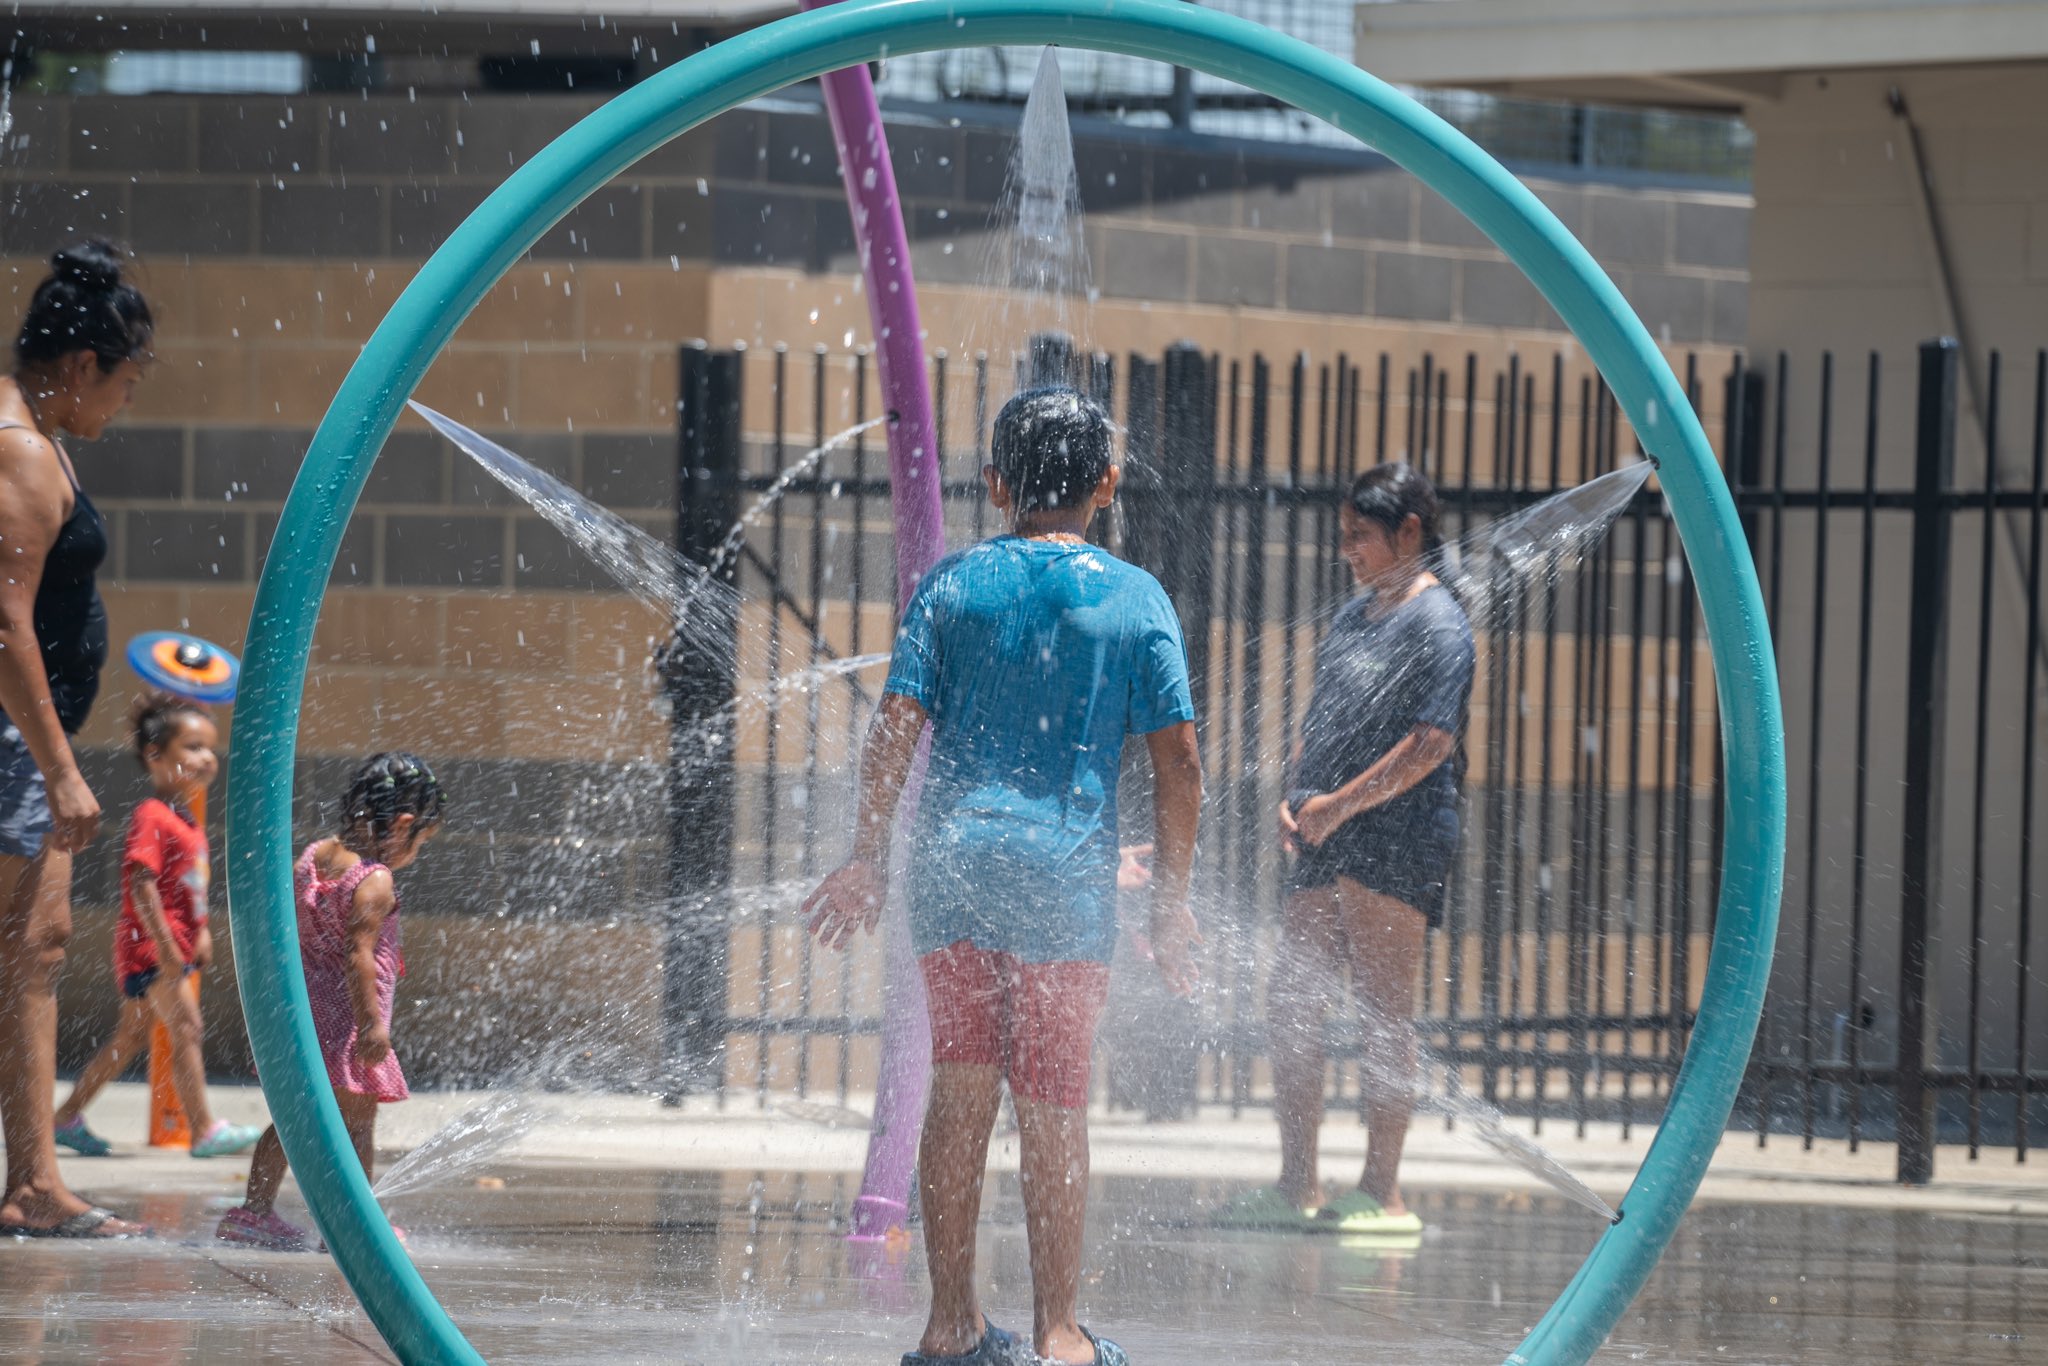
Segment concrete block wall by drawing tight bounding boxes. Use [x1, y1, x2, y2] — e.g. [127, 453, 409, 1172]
[1741, 62, 2048, 1074]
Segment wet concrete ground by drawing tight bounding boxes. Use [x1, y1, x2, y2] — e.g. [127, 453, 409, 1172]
[7, 1086, 2046, 1363]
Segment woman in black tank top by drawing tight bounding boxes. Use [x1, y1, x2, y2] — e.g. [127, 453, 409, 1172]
[0, 241, 154, 1238]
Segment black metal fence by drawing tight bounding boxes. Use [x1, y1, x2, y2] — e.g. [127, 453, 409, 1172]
[1736, 342, 2048, 1181]
[666, 336, 2048, 1181]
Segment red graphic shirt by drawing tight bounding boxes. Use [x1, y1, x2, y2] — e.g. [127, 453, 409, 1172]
[112, 798, 211, 981]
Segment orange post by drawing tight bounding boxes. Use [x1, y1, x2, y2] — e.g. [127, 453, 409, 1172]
[146, 979, 194, 1147]
[146, 787, 203, 1148]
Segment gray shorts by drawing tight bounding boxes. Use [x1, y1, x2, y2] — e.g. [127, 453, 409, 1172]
[0, 723, 53, 859]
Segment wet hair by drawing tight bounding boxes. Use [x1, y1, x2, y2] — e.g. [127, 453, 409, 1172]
[990, 385, 1113, 515]
[1348, 460, 1471, 784]
[1346, 461, 1445, 562]
[129, 691, 211, 765]
[340, 751, 446, 850]
[15, 240, 155, 374]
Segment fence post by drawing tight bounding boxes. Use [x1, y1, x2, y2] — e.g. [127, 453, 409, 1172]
[662, 341, 743, 1100]
[1121, 352, 1163, 566]
[1159, 342, 1218, 703]
[1103, 342, 1213, 1119]
[1726, 359, 1767, 540]
[1896, 337, 1958, 1183]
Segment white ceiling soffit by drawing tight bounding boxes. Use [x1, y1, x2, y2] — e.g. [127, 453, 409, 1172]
[1356, 0, 2048, 105]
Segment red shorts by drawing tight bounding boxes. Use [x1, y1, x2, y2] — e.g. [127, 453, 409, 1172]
[920, 940, 1110, 1109]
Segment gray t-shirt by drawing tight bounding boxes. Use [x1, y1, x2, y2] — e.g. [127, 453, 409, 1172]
[1292, 584, 1474, 825]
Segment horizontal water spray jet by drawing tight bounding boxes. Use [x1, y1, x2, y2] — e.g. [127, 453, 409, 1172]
[411, 400, 882, 659]
[372, 1092, 553, 1203]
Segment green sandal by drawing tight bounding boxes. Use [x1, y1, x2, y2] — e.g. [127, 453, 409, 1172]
[1313, 1189, 1423, 1235]
[1207, 1185, 1321, 1231]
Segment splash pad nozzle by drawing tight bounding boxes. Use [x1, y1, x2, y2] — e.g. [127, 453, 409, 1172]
[231, 3, 1785, 1363]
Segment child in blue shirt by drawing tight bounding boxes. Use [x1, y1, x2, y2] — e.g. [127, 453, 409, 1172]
[805, 386, 1202, 1366]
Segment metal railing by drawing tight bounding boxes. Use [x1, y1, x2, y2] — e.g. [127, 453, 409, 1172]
[1736, 342, 2048, 1180]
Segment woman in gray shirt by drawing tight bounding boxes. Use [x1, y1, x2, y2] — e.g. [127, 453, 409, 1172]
[1217, 461, 1473, 1236]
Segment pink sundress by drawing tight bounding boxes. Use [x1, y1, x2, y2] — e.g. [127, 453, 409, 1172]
[296, 843, 409, 1102]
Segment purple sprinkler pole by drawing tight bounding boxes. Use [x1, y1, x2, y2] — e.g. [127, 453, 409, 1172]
[799, 13, 944, 1242]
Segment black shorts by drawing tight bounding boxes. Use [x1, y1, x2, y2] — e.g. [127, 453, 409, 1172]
[121, 962, 198, 999]
[1288, 800, 1460, 928]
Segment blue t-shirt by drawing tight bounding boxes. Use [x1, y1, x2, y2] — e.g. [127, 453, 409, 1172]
[885, 536, 1195, 964]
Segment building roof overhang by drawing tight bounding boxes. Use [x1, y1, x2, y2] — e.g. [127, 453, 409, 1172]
[1355, 0, 2048, 109]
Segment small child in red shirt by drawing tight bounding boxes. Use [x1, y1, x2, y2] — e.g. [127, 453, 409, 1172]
[53, 693, 264, 1159]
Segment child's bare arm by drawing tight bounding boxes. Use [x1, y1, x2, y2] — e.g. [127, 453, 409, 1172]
[803, 691, 927, 948]
[851, 692, 927, 870]
[128, 867, 186, 970]
[343, 870, 398, 1065]
[1144, 720, 1203, 997]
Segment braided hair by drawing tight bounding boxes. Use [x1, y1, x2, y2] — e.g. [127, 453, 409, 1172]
[340, 751, 446, 853]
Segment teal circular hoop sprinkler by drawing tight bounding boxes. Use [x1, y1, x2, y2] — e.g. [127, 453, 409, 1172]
[227, 1, 1786, 1361]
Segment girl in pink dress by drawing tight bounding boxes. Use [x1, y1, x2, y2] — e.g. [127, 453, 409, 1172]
[218, 752, 445, 1251]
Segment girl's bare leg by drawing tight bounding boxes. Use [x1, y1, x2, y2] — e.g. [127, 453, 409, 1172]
[145, 971, 216, 1136]
[1014, 1094, 1094, 1364]
[1338, 878, 1427, 1217]
[242, 1126, 287, 1213]
[55, 996, 150, 1125]
[337, 1090, 379, 1181]
[242, 1092, 378, 1217]
[1267, 887, 1345, 1210]
[916, 1061, 1003, 1358]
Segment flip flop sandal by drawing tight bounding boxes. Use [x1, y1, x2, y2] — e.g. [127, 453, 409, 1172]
[900, 1316, 1028, 1365]
[0, 1206, 145, 1239]
[1207, 1184, 1321, 1231]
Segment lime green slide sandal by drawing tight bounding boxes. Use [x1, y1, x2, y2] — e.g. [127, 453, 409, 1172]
[1314, 1190, 1424, 1235]
[1208, 1185, 1322, 1231]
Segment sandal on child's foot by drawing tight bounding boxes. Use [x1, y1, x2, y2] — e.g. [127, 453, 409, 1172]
[216, 1207, 308, 1251]
[53, 1117, 113, 1157]
[900, 1316, 1028, 1365]
[190, 1121, 265, 1158]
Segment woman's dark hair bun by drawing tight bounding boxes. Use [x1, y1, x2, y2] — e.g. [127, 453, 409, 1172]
[16, 238, 153, 373]
[51, 240, 124, 293]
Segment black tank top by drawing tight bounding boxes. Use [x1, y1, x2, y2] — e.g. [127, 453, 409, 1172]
[0, 422, 107, 735]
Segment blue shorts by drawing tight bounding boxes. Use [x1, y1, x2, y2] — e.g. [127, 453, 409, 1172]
[0, 723, 51, 859]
